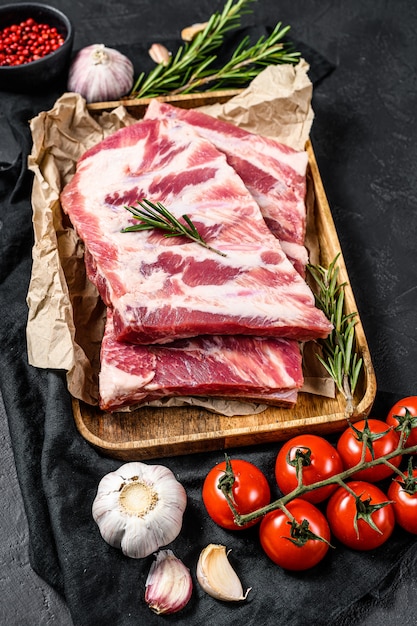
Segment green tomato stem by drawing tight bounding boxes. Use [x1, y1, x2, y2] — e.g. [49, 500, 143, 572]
[226, 440, 417, 527]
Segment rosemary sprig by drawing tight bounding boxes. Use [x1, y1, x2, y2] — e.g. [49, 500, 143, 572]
[131, 0, 299, 98]
[121, 198, 227, 257]
[307, 254, 363, 415]
[172, 22, 298, 94]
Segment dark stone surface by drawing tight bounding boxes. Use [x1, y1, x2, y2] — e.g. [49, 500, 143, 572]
[1, 1, 416, 624]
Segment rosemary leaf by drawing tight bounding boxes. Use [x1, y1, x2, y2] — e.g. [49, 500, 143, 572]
[307, 255, 363, 414]
[351, 356, 363, 394]
[122, 199, 227, 257]
[131, 0, 299, 98]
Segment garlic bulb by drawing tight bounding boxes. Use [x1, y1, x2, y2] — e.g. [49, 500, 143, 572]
[92, 462, 187, 558]
[67, 44, 134, 103]
[145, 550, 193, 614]
[196, 544, 251, 602]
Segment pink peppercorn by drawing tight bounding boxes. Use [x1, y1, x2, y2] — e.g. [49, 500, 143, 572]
[0, 17, 65, 66]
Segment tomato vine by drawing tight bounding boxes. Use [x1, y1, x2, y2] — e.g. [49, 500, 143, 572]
[218, 414, 417, 529]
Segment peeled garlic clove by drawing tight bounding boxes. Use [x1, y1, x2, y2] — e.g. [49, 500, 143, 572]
[148, 43, 171, 66]
[181, 22, 209, 42]
[196, 544, 251, 602]
[67, 43, 134, 103]
[145, 550, 193, 614]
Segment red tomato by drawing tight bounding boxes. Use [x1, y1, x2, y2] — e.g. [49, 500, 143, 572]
[259, 499, 331, 570]
[336, 419, 402, 482]
[275, 434, 343, 503]
[326, 481, 395, 550]
[202, 458, 270, 530]
[386, 396, 417, 450]
[387, 466, 417, 534]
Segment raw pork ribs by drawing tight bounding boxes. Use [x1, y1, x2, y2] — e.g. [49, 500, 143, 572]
[99, 311, 302, 412]
[144, 99, 309, 275]
[60, 109, 331, 411]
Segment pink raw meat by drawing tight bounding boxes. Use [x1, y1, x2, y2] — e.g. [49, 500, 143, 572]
[60, 117, 332, 344]
[144, 100, 309, 274]
[99, 310, 302, 412]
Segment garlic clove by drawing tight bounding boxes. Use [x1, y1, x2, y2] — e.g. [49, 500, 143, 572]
[94, 507, 128, 549]
[196, 544, 251, 602]
[148, 43, 171, 66]
[145, 550, 193, 614]
[181, 22, 209, 42]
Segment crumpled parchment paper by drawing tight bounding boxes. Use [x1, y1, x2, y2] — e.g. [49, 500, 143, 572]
[200, 60, 314, 150]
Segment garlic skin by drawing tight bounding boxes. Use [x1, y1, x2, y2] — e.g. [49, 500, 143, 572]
[92, 462, 187, 559]
[67, 44, 134, 103]
[196, 544, 251, 602]
[145, 550, 193, 614]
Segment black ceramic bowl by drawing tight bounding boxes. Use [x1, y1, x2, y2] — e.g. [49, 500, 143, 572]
[0, 3, 74, 93]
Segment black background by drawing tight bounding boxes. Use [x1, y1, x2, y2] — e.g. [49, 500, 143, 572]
[1, 1, 417, 624]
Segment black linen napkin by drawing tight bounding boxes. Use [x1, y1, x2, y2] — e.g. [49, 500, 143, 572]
[1, 31, 415, 626]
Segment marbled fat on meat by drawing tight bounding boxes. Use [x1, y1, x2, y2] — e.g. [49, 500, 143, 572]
[99, 311, 302, 411]
[144, 100, 309, 274]
[60, 117, 332, 344]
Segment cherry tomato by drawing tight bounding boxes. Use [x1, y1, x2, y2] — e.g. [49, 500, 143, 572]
[326, 481, 395, 550]
[275, 434, 343, 503]
[386, 396, 417, 450]
[259, 499, 331, 570]
[336, 418, 402, 482]
[387, 464, 417, 534]
[202, 458, 270, 530]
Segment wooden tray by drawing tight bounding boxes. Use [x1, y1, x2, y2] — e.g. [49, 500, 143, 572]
[73, 93, 376, 461]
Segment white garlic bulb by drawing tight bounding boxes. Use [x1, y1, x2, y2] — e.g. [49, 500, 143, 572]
[92, 462, 187, 559]
[67, 43, 134, 103]
[145, 550, 193, 614]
